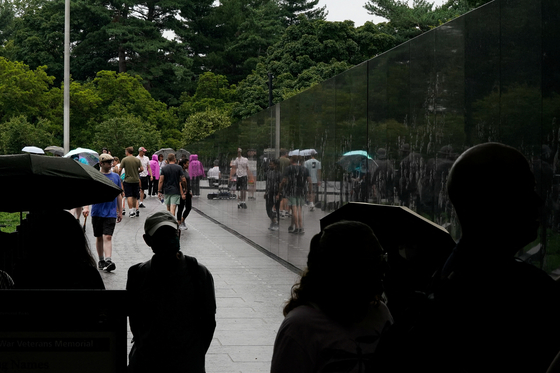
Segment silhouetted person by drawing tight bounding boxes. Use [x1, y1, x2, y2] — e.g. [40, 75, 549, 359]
[13, 210, 104, 289]
[271, 221, 392, 373]
[127, 212, 216, 373]
[435, 142, 560, 372]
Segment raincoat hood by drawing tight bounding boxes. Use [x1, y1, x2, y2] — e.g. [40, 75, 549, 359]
[189, 154, 199, 162]
[152, 154, 158, 161]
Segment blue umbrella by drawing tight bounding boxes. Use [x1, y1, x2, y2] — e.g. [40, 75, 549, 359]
[64, 147, 99, 167]
[337, 150, 375, 172]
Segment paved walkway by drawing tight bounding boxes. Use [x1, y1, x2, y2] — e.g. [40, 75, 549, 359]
[86, 195, 301, 373]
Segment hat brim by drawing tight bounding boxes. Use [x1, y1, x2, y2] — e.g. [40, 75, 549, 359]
[147, 221, 178, 236]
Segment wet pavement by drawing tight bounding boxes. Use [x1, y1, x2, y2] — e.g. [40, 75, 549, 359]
[87, 190, 314, 372]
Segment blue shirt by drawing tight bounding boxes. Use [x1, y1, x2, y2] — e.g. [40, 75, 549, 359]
[91, 172, 121, 218]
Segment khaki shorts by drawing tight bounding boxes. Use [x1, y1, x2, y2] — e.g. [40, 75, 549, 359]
[164, 194, 180, 206]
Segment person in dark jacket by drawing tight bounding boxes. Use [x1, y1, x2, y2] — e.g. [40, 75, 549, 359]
[127, 211, 216, 373]
[265, 159, 282, 231]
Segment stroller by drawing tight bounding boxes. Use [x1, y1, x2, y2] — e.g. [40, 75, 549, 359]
[207, 175, 237, 200]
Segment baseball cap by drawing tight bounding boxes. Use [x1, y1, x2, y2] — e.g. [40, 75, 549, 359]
[144, 211, 178, 236]
[138, 147, 147, 152]
[99, 154, 114, 163]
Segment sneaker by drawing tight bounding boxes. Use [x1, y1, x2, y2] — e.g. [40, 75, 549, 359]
[139, 203, 146, 208]
[288, 226, 295, 233]
[98, 260, 106, 270]
[122, 210, 126, 216]
[179, 221, 188, 230]
[242, 202, 247, 209]
[136, 210, 140, 217]
[298, 228, 304, 234]
[238, 203, 241, 209]
[271, 223, 279, 231]
[129, 212, 135, 218]
[103, 259, 116, 272]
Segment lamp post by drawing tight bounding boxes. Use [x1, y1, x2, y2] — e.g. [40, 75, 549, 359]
[63, 0, 70, 153]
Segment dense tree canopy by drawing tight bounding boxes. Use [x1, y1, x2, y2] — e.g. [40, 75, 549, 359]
[0, 0, 488, 153]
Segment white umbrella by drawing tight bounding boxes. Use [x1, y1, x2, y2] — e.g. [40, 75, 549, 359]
[300, 149, 316, 157]
[288, 149, 300, 156]
[64, 147, 99, 167]
[22, 146, 45, 155]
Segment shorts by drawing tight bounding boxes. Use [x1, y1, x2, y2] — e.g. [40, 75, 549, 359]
[236, 176, 248, 191]
[123, 182, 140, 199]
[287, 196, 305, 207]
[139, 176, 149, 191]
[164, 194, 180, 206]
[92, 216, 116, 237]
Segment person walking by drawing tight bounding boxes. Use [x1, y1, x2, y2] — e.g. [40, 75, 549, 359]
[177, 158, 192, 231]
[83, 154, 123, 272]
[279, 155, 311, 234]
[117, 147, 143, 218]
[265, 159, 281, 231]
[149, 154, 160, 197]
[304, 150, 321, 211]
[158, 153, 185, 217]
[230, 148, 254, 209]
[137, 147, 153, 208]
[127, 211, 216, 373]
[188, 154, 205, 197]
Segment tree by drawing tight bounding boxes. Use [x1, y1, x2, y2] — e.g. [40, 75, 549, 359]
[279, 0, 327, 26]
[0, 115, 55, 154]
[177, 72, 238, 121]
[234, 19, 397, 118]
[183, 108, 232, 145]
[364, 0, 492, 43]
[0, 57, 55, 123]
[93, 115, 161, 160]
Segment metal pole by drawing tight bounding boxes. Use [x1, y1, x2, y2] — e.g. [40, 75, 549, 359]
[63, 0, 70, 153]
[268, 72, 273, 108]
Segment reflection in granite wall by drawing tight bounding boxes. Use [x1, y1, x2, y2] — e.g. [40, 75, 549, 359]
[187, 0, 560, 274]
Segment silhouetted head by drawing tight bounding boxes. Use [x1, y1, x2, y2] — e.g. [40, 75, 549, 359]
[143, 211, 180, 257]
[447, 142, 542, 252]
[284, 221, 387, 324]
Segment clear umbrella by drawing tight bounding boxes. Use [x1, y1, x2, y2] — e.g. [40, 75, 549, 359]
[63, 147, 99, 166]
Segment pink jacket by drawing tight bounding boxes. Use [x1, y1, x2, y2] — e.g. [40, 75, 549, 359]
[188, 154, 205, 178]
[150, 154, 160, 179]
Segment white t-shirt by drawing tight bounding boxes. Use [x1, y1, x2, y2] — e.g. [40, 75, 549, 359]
[233, 157, 249, 178]
[137, 155, 150, 177]
[208, 166, 220, 179]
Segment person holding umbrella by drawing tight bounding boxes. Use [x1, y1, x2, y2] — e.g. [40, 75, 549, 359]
[83, 154, 123, 272]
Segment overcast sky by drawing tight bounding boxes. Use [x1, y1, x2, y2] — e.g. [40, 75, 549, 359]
[319, 0, 447, 26]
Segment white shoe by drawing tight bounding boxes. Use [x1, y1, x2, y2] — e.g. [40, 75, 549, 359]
[179, 221, 188, 230]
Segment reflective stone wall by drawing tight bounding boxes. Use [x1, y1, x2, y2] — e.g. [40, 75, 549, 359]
[187, 0, 560, 273]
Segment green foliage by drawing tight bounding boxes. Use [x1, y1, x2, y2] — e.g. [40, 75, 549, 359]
[0, 57, 55, 122]
[93, 115, 161, 160]
[0, 115, 55, 154]
[364, 0, 492, 43]
[234, 18, 397, 118]
[183, 108, 232, 145]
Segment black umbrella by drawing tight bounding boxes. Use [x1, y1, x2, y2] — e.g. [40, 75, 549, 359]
[154, 148, 175, 158]
[0, 154, 122, 212]
[320, 202, 456, 314]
